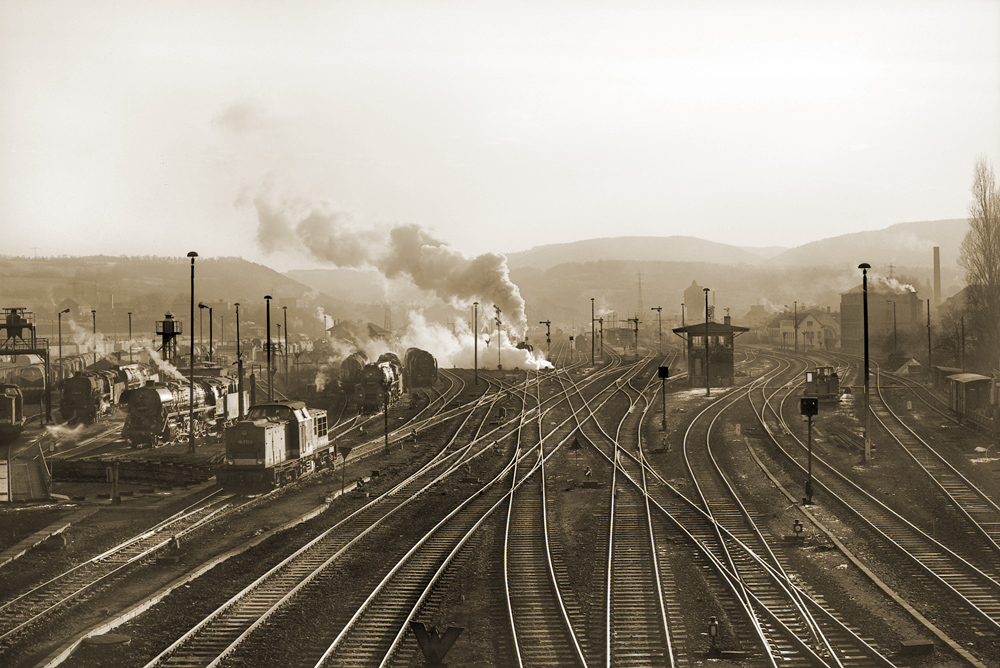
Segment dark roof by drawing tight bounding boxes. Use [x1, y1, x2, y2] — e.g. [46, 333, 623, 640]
[672, 321, 749, 334]
[946, 373, 992, 384]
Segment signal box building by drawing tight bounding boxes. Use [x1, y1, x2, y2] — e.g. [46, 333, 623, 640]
[673, 315, 748, 388]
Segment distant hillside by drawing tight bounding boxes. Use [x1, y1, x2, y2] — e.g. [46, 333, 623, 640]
[767, 219, 968, 269]
[504, 219, 968, 273]
[0, 255, 343, 340]
[505, 236, 771, 270]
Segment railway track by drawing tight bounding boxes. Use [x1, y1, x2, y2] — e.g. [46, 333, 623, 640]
[749, 349, 1000, 652]
[0, 488, 232, 648]
[870, 369, 1000, 569]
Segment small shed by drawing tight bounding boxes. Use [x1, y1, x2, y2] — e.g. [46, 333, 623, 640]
[673, 316, 749, 388]
[946, 373, 992, 416]
[931, 366, 963, 390]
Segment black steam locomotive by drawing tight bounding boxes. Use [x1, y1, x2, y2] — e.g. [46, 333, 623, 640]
[403, 347, 438, 390]
[217, 399, 331, 489]
[121, 376, 246, 446]
[357, 353, 404, 413]
[61, 364, 159, 424]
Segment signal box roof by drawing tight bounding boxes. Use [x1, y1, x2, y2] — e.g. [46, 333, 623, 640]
[672, 321, 749, 335]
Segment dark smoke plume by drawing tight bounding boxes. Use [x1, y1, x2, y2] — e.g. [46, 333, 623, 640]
[250, 193, 528, 335]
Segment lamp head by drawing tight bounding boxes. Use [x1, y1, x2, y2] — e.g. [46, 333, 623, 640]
[199, 302, 207, 310]
[60, 308, 70, 314]
[858, 262, 870, 270]
[265, 295, 272, 301]
[187, 251, 198, 258]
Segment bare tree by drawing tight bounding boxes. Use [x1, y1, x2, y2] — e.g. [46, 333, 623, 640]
[958, 157, 1000, 372]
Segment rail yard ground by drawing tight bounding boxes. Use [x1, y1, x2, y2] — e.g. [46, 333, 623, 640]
[1, 354, 999, 667]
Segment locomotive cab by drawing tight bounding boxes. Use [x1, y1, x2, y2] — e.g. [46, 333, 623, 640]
[803, 366, 840, 401]
[0, 384, 25, 444]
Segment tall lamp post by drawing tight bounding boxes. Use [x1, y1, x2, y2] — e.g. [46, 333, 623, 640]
[590, 297, 595, 367]
[651, 306, 662, 355]
[473, 301, 478, 386]
[235, 303, 244, 417]
[199, 303, 213, 362]
[282, 305, 288, 385]
[794, 301, 798, 353]
[187, 251, 198, 454]
[127, 311, 132, 362]
[859, 263, 872, 464]
[704, 288, 711, 397]
[265, 295, 273, 401]
[198, 302, 204, 359]
[58, 308, 70, 382]
[681, 303, 685, 327]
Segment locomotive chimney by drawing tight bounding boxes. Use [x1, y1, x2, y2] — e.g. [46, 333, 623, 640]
[724, 315, 731, 326]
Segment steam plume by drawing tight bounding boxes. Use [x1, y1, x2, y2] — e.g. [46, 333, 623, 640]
[248, 192, 528, 336]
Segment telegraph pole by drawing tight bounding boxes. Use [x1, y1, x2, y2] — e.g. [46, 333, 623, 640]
[704, 287, 711, 397]
[473, 301, 479, 385]
[590, 297, 595, 367]
[628, 317, 639, 358]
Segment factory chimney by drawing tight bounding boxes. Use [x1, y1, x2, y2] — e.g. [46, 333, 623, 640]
[933, 246, 941, 308]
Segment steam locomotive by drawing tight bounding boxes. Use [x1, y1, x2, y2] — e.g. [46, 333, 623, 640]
[0, 385, 25, 445]
[121, 376, 247, 446]
[357, 353, 404, 413]
[403, 347, 438, 390]
[61, 364, 159, 424]
[217, 399, 331, 489]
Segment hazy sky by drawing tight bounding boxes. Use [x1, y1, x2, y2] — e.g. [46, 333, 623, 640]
[2, 0, 998, 271]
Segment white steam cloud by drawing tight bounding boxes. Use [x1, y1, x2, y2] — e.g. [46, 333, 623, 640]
[247, 191, 528, 337]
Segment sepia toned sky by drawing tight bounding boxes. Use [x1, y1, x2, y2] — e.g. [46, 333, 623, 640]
[1, 0, 998, 270]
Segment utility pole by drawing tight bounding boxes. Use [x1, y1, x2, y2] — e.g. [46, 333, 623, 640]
[651, 306, 662, 355]
[704, 288, 711, 397]
[473, 302, 478, 385]
[628, 317, 639, 358]
[235, 302, 244, 418]
[590, 297, 595, 367]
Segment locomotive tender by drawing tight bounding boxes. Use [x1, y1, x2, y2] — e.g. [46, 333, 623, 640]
[339, 351, 368, 391]
[403, 347, 438, 390]
[217, 400, 331, 489]
[121, 376, 246, 446]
